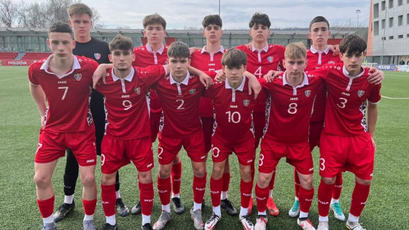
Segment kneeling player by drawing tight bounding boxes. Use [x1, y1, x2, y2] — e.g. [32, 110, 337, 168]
[94, 34, 168, 230]
[255, 42, 322, 230]
[29, 23, 98, 230]
[204, 49, 257, 230]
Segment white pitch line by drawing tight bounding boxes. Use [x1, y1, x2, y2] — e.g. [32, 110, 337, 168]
[381, 95, 409, 100]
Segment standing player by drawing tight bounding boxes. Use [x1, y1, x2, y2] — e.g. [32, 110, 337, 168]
[54, 3, 130, 221]
[236, 12, 285, 216]
[29, 22, 98, 230]
[254, 42, 320, 230]
[190, 14, 238, 216]
[288, 16, 345, 221]
[204, 49, 257, 230]
[131, 13, 185, 216]
[95, 34, 167, 230]
[152, 41, 209, 230]
[316, 35, 381, 230]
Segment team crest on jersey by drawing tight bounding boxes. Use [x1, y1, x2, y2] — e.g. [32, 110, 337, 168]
[74, 73, 82, 81]
[189, 89, 196, 94]
[243, 99, 250, 107]
[357, 90, 365, 97]
[94, 53, 101, 60]
[134, 87, 141, 95]
[337, 66, 341, 70]
[267, 56, 274, 63]
[305, 90, 311, 97]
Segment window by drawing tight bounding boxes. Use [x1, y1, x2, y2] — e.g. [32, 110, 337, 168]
[389, 17, 394, 27]
[398, 34, 404, 38]
[407, 14, 409, 24]
[374, 21, 379, 35]
[398, 0, 403, 5]
[382, 19, 386, 29]
[382, 36, 387, 40]
[389, 36, 394, 39]
[382, 1, 386, 10]
[407, 34, 409, 38]
[398, 15, 403, 25]
[374, 3, 379, 18]
[389, 0, 394, 8]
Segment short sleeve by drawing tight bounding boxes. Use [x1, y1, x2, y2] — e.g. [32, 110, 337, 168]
[28, 64, 39, 85]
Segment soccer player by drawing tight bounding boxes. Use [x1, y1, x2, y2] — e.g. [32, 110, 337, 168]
[95, 34, 167, 230]
[254, 42, 320, 230]
[190, 14, 238, 216]
[152, 41, 209, 230]
[316, 34, 381, 230]
[236, 12, 285, 216]
[288, 16, 346, 221]
[204, 49, 257, 230]
[131, 13, 185, 216]
[29, 22, 98, 230]
[54, 3, 130, 221]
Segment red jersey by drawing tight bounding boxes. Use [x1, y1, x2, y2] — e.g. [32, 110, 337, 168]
[28, 55, 98, 133]
[306, 47, 341, 122]
[154, 72, 205, 138]
[206, 77, 256, 143]
[95, 65, 166, 139]
[133, 44, 168, 113]
[260, 72, 323, 143]
[190, 46, 224, 117]
[314, 63, 381, 136]
[236, 43, 285, 112]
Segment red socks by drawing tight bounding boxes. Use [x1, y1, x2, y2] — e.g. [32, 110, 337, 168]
[255, 184, 269, 213]
[332, 173, 343, 200]
[294, 169, 300, 198]
[37, 196, 55, 218]
[222, 172, 230, 193]
[298, 186, 314, 213]
[210, 177, 223, 207]
[157, 177, 171, 205]
[240, 180, 253, 208]
[193, 174, 206, 204]
[171, 162, 182, 195]
[350, 182, 371, 217]
[139, 182, 154, 216]
[269, 171, 276, 191]
[101, 184, 116, 216]
[318, 180, 334, 217]
[82, 199, 97, 216]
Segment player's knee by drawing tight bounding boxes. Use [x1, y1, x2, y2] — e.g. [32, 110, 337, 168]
[356, 177, 371, 186]
[138, 171, 153, 184]
[322, 177, 336, 185]
[101, 173, 116, 185]
[300, 175, 314, 190]
[257, 174, 271, 188]
[81, 173, 96, 187]
[211, 164, 225, 179]
[240, 166, 252, 182]
[193, 166, 206, 178]
[158, 166, 171, 179]
[33, 174, 51, 189]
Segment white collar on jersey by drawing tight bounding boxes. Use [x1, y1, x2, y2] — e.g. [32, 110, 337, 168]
[310, 46, 330, 54]
[146, 43, 165, 54]
[40, 55, 81, 79]
[283, 72, 309, 87]
[170, 71, 190, 85]
[225, 76, 246, 91]
[111, 67, 135, 82]
[251, 43, 268, 53]
[342, 65, 365, 78]
[201, 45, 225, 54]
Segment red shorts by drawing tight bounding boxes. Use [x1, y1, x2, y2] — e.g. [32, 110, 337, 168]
[211, 133, 255, 166]
[309, 121, 324, 150]
[101, 135, 153, 174]
[35, 128, 96, 166]
[319, 133, 375, 180]
[258, 137, 313, 175]
[157, 131, 207, 165]
[253, 111, 266, 148]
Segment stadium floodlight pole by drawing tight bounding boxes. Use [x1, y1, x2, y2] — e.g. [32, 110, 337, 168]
[219, 0, 221, 15]
[356, 9, 361, 27]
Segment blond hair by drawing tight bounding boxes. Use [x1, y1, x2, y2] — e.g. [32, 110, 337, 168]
[285, 42, 307, 60]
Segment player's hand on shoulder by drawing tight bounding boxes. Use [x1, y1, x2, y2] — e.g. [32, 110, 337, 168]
[367, 67, 384, 85]
[244, 71, 261, 99]
[263, 70, 282, 82]
[92, 64, 112, 88]
[329, 44, 340, 56]
[198, 72, 213, 89]
[214, 70, 226, 83]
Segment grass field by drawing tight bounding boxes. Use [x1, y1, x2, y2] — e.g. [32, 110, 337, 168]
[0, 66, 408, 230]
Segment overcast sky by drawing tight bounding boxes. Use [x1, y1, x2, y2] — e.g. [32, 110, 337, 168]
[25, 0, 371, 29]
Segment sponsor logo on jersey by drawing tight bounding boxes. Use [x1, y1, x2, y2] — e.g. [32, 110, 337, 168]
[328, 61, 336, 64]
[134, 87, 141, 95]
[357, 90, 365, 97]
[267, 56, 274, 63]
[74, 73, 82, 81]
[243, 99, 250, 107]
[94, 53, 101, 60]
[305, 90, 311, 97]
[189, 89, 196, 94]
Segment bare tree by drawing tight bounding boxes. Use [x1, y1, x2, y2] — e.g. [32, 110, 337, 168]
[0, 0, 18, 27]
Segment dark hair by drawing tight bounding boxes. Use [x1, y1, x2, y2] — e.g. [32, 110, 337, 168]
[249, 13, 271, 28]
[222, 49, 247, 68]
[167, 41, 190, 58]
[109, 34, 133, 51]
[48, 22, 73, 38]
[202, 14, 222, 28]
[143, 13, 166, 29]
[339, 34, 367, 56]
[309, 16, 330, 31]
[67, 3, 93, 18]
